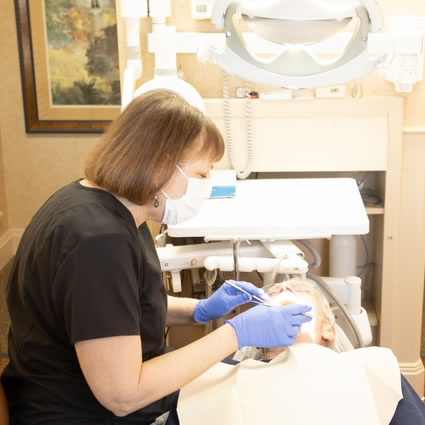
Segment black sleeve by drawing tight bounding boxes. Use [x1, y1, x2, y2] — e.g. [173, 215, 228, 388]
[52, 233, 142, 344]
[389, 374, 425, 424]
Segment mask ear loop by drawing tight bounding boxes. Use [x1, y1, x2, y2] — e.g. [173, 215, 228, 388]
[155, 164, 185, 207]
[176, 164, 189, 180]
[160, 189, 170, 199]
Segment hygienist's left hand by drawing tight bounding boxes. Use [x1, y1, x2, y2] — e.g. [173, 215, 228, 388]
[193, 280, 268, 324]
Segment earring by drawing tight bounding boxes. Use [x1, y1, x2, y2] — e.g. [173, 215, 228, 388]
[153, 196, 159, 208]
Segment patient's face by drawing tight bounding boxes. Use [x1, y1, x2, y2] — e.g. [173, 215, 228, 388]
[263, 283, 335, 359]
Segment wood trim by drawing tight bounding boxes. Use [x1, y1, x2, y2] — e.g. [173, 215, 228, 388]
[0, 229, 23, 270]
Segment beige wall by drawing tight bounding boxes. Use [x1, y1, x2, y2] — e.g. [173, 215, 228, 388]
[0, 125, 9, 236]
[0, 0, 100, 232]
[0, 0, 425, 232]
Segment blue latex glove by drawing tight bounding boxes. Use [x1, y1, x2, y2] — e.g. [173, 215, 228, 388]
[193, 280, 268, 324]
[225, 303, 312, 349]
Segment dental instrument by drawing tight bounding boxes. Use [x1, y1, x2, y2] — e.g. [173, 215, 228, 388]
[303, 312, 323, 319]
[224, 280, 272, 306]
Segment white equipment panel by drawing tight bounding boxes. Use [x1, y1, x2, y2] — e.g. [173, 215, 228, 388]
[167, 178, 369, 240]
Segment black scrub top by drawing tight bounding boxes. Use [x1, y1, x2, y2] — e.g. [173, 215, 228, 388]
[1, 180, 169, 424]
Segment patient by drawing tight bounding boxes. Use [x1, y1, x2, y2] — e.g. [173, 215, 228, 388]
[163, 278, 425, 425]
[233, 278, 339, 362]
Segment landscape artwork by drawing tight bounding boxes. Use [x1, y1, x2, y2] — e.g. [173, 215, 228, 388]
[44, 0, 121, 106]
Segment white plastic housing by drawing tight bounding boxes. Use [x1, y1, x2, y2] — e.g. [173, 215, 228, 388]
[134, 76, 205, 112]
[203, 256, 308, 274]
[383, 17, 425, 93]
[319, 276, 362, 316]
[350, 307, 373, 346]
[149, 0, 171, 18]
[329, 235, 357, 278]
[120, 0, 148, 17]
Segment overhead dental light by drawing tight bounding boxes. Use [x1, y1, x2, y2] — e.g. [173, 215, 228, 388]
[119, 0, 424, 108]
[208, 0, 385, 88]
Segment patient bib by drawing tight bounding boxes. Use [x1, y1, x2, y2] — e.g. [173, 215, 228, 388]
[177, 344, 402, 425]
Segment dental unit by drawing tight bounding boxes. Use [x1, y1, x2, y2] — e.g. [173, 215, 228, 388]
[119, 0, 425, 350]
[157, 178, 373, 348]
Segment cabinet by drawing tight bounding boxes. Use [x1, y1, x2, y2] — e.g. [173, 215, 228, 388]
[205, 96, 425, 396]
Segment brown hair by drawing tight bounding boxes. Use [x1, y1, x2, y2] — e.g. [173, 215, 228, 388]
[84, 89, 224, 204]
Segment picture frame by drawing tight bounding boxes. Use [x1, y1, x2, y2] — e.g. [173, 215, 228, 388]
[14, 0, 122, 133]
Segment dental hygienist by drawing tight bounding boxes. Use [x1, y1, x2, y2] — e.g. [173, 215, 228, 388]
[1, 89, 311, 425]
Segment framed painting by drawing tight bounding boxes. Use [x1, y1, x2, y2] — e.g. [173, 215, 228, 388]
[15, 0, 122, 133]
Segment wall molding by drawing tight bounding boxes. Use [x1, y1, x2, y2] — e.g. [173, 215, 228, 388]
[399, 359, 425, 399]
[399, 358, 425, 374]
[0, 228, 23, 270]
[403, 127, 425, 134]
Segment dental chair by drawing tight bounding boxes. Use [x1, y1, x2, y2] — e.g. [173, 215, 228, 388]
[0, 382, 9, 425]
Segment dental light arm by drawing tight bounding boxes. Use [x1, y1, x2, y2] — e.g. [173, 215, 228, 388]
[120, 0, 205, 111]
[120, 0, 148, 110]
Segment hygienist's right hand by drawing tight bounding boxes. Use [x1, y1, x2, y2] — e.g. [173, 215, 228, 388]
[225, 304, 312, 349]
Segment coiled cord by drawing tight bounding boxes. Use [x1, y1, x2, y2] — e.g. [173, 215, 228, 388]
[222, 71, 254, 179]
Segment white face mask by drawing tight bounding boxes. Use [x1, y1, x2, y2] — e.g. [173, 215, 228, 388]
[161, 165, 212, 225]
